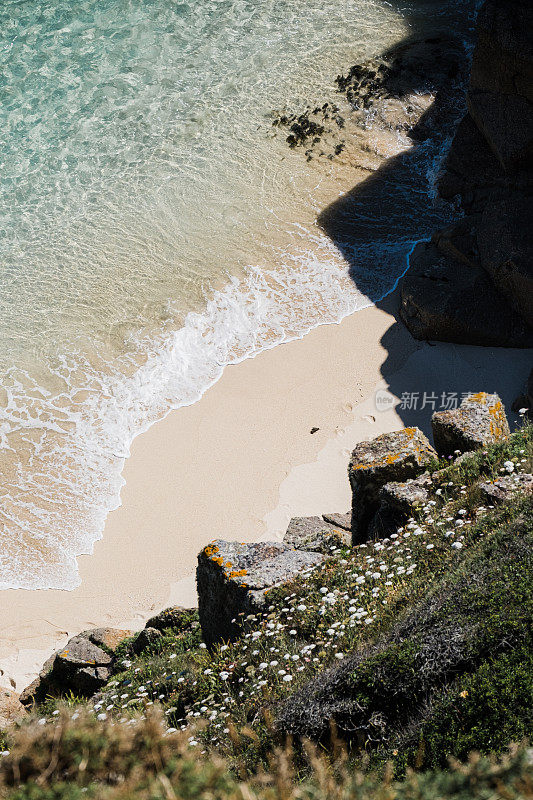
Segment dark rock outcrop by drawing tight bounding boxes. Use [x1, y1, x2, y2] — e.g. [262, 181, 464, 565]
[283, 516, 351, 553]
[349, 428, 436, 543]
[197, 540, 324, 646]
[400, 0, 533, 347]
[432, 392, 509, 456]
[400, 239, 532, 347]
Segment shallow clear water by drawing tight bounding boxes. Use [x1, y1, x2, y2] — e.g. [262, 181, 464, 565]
[0, 0, 474, 589]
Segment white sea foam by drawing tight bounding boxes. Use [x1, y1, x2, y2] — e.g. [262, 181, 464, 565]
[0, 0, 477, 589]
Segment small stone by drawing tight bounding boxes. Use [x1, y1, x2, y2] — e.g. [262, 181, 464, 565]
[432, 392, 509, 456]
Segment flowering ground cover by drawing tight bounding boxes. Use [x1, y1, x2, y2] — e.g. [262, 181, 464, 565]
[2, 425, 531, 796]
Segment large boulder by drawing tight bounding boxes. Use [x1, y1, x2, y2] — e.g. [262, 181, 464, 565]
[432, 392, 509, 457]
[197, 541, 324, 646]
[399, 240, 533, 347]
[19, 627, 133, 706]
[283, 516, 351, 553]
[349, 428, 436, 543]
[131, 627, 163, 656]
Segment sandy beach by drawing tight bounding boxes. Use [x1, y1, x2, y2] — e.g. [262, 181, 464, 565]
[0, 292, 530, 692]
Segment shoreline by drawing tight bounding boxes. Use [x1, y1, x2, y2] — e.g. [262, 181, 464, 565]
[1, 292, 530, 692]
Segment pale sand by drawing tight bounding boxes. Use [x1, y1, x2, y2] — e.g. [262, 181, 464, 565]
[0, 295, 530, 692]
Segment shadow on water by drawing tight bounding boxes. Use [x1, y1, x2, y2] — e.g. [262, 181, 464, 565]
[315, 0, 531, 437]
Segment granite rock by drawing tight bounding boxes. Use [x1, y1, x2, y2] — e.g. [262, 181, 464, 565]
[19, 627, 133, 706]
[284, 516, 351, 553]
[321, 512, 352, 531]
[477, 197, 533, 327]
[132, 627, 163, 655]
[349, 428, 436, 543]
[380, 472, 433, 516]
[479, 472, 533, 504]
[432, 392, 509, 457]
[197, 540, 324, 646]
[145, 606, 199, 633]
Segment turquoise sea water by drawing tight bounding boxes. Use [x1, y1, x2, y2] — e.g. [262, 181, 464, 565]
[0, 0, 474, 589]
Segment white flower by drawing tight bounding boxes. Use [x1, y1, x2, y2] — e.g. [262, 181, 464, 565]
[219, 671, 229, 680]
[503, 460, 515, 473]
[259, 662, 268, 670]
[283, 675, 293, 682]
[289, 629, 297, 636]
[356, 576, 365, 584]
[451, 542, 463, 550]
[97, 713, 107, 721]
[199, 643, 207, 649]
[426, 544, 434, 550]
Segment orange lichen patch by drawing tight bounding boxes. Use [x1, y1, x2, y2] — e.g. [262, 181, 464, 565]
[225, 562, 233, 569]
[204, 544, 220, 558]
[239, 583, 248, 588]
[59, 651, 70, 658]
[469, 391, 488, 404]
[228, 569, 247, 579]
[211, 556, 224, 566]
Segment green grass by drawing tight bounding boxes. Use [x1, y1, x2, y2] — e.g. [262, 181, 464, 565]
[0, 710, 531, 800]
[2, 425, 531, 794]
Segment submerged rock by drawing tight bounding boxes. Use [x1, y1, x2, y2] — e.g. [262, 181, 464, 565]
[432, 392, 509, 456]
[197, 540, 324, 646]
[349, 428, 436, 543]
